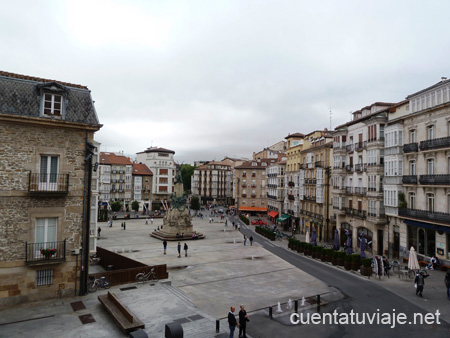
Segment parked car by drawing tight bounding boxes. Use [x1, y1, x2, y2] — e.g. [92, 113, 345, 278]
[251, 219, 267, 225]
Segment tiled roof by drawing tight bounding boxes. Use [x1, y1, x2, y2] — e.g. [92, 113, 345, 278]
[235, 159, 276, 169]
[133, 163, 153, 176]
[0, 71, 100, 125]
[137, 147, 175, 154]
[406, 77, 450, 99]
[285, 132, 305, 139]
[100, 152, 133, 165]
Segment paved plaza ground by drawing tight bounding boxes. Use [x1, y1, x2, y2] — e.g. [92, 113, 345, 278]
[0, 213, 448, 337]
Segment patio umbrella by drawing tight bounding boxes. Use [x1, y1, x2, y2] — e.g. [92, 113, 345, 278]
[311, 227, 317, 246]
[360, 233, 366, 259]
[333, 229, 340, 250]
[345, 230, 353, 254]
[305, 230, 310, 243]
[408, 246, 420, 271]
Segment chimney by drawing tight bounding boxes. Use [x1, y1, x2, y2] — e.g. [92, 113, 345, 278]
[441, 77, 447, 82]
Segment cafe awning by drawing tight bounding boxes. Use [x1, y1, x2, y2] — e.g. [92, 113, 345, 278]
[238, 207, 268, 212]
[277, 214, 291, 222]
[268, 211, 279, 218]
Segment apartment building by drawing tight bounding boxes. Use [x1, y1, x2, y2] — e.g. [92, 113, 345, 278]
[253, 140, 286, 160]
[332, 102, 393, 255]
[284, 133, 305, 230]
[191, 161, 233, 205]
[298, 130, 334, 242]
[132, 163, 153, 213]
[267, 160, 286, 221]
[0, 71, 101, 307]
[136, 147, 176, 209]
[99, 152, 133, 210]
[397, 78, 450, 263]
[234, 159, 275, 214]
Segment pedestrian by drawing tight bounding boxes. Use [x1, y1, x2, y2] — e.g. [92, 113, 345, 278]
[445, 271, 450, 300]
[414, 271, 429, 297]
[110, 220, 113, 228]
[151, 218, 154, 224]
[243, 235, 247, 246]
[123, 221, 126, 230]
[238, 304, 249, 338]
[249, 235, 253, 246]
[237, 223, 240, 231]
[163, 240, 167, 255]
[225, 219, 228, 226]
[97, 226, 101, 237]
[184, 243, 188, 257]
[227, 306, 239, 338]
[177, 242, 181, 258]
[145, 217, 148, 225]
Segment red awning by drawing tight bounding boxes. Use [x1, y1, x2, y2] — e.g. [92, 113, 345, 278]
[268, 211, 279, 218]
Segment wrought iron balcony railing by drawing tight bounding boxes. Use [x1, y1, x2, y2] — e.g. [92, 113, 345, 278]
[346, 144, 354, 152]
[419, 136, 450, 151]
[25, 240, 66, 265]
[402, 175, 418, 184]
[399, 208, 450, 225]
[419, 174, 450, 185]
[345, 165, 354, 172]
[354, 187, 367, 196]
[403, 142, 418, 153]
[354, 163, 366, 172]
[288, 195, 295, 201]
[315, 161, 324, 167]
[288, 181, 295, 187]
[28, 173, 69, 194]
[355, 141, 367, 151]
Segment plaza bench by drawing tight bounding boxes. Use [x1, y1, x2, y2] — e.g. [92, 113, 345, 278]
[98, 291, 145, 333]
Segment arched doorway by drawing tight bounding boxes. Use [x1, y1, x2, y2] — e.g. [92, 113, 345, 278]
[340, 223, 352, 247]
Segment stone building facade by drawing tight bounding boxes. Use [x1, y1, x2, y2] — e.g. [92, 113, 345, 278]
[267, 160, 286, 221]
[191, 161, 233, 205]
[0, 71, 101, 307]
[132, 163, 153, 213]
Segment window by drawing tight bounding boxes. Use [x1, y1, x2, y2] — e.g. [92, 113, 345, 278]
[36, 269, 53, 286]
[427, 159, 434, 175]
[409, 193, 416, 210]
[40, 155, 58, 189]
[43, 93, 62, 116]
[36, 217, 57, 244]
[410, 160, 416, 175]
[427, 125, 435, 140]
[426, 194, 434, 212]
[410, 129, 416, 143]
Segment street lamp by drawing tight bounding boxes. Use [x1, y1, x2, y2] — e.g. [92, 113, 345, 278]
[325, 166, 332, 243]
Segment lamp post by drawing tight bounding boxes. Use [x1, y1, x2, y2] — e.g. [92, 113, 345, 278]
[325, 166, 332, 243]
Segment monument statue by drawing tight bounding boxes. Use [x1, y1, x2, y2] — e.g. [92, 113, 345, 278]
[150, 163, 204, 240]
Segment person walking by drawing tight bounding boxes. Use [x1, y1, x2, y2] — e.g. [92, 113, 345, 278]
[243, 235, 247, 246]
[145, 217, 148, 225]
[177, 242, 181, 258]
[163, 240, 167, 255]
[97, 226, 101, 238]
[151, 218, 154, 224]
[238, 304, 249, 338]
[237, 223, 240, 231]
[227, 306, 239, 338]
[445, 271, 450, 300]
[249, 235, 253, 246]
[184, 243, 188, 257]
[414, 271, 429, 297]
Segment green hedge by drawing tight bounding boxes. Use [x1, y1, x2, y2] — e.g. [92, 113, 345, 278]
[338, 251, 346, 259]
[255, 226, 275, 240]
[345, 254, 353, 262]
[362, 258, 372, 267]
[240, 215, 249, 225]
[351, 254, 360, 263]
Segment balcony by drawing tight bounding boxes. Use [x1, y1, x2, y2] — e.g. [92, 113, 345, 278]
[315, 161, 323, 167]
[355, 141, 367, 152]
[399, 208, 450, 225]
[25, 240, 66, 265]
[242, 184, 247, 188]
[288, 181, 295, 187]
[353, 209, 367, 219]
[118, 179, 125, 183]
[28, 173, 69, 195]
[111, 179, 117, 183]
[354, 187, 367, 196]
[251, 184, 256, 188]
[402, 175, 418, 184]
[288, 194, 295, 201]
[403, 142, 418, 153]
[345, 165, 353, 172]
[354, 163, 365, 172]
[346, 144, 354, 153]
[304, 195, 316, 202]
[251, 194, 256, 198]
[241, 194, 247, 197]
[345, 187, 353, 194]
[242, 173, 247, 177]
[419, 174, 450, 185]
[419, 136, 450, 151]
[344, 207, 353, 216]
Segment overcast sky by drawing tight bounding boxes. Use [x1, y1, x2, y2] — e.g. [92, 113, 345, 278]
[1, 1, 449, 163]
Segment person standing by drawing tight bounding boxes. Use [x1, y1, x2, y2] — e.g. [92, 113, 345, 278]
[249, 235, 253, 246]
[414, 271, 429, 297]
[151, 218, 154, 224]
[445, 271, 450, 300]
[237, 223, 240, 231]
[184, 243, 188, 257]
[145, 217, 148, 225]
[177, 242, 181, 258]
[163, 240, 167, 255]
[243, 235, 247, 246]
[227, 306, 239, 338]
[97, 226, 101, 238]
[238, 304, 249, 338]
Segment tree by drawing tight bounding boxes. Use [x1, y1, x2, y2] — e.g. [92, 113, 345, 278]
[190, 195, 200, 212]
[110, 201, 122, 212]
[181, 164, 196, 193]
[131, 200, 140, 212]
[398, 192, 407, 208]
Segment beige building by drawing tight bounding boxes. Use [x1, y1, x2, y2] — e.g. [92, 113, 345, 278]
[253, 140, 286, 160]
[0, 71, 101, 307]
[298, 130, 334, 241]
[132, 163, 153, 213]
[234, 159, 275, 214]
[191, 161, 233, 205]
[267, 160, 286, 221]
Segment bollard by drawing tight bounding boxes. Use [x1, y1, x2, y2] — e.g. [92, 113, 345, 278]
[269, 306, 272, 319]
[294, 300, 298, 313]
[216, 320, 220, 333]
[165, 322, 183, 338]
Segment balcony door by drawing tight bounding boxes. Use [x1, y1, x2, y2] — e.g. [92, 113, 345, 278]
[39, 156, 59, 191]
[35, 217, 57, 257]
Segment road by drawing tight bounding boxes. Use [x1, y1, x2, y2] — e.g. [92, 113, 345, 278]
[234, 219, 450, 337]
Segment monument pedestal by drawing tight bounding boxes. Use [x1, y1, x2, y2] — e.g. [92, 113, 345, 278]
[150, 208, 204, 241]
